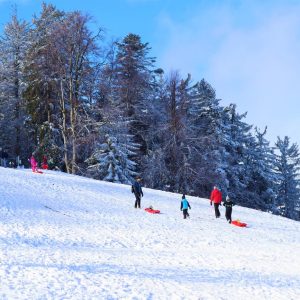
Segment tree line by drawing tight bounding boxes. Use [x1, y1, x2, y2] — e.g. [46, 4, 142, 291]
[0, 3, 299, 220]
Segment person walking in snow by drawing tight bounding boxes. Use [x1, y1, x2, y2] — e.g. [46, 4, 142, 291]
[223, 195, 235, 223]
[210, 186, 222, 218]
[30, 154, 38, 172]
[180, 194, 191, 219]
[131, 177, 143, 208]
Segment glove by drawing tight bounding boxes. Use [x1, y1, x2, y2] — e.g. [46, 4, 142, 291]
[210, 201, 212, 206]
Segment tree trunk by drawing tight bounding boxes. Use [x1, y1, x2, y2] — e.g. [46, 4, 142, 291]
[60, 79, 71, 173]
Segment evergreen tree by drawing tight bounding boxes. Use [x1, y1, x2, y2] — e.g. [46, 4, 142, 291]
[220, 104, 254, 206]
[114, 33, 155, 156]
[23, 3, 65, 166]
[0, 13, 30, 160]
[34, 122, 62, 170]
[274, 136, 300, 220]
[188, 79, 226, 197]
[87, 133, 138, 183]
[247, 127, 277, 209]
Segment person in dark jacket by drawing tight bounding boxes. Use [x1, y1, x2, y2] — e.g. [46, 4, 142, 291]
[131, 177, 143, 208]
[210, 186, 223, 218]
[223, 195, 235, 223]
[180, 194, 191, 219]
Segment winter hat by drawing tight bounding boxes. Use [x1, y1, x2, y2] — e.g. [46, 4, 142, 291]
[226, 195, 230, 201]
[182, 194, 186, 199]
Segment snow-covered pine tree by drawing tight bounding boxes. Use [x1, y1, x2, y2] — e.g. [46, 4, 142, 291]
[220, 104, 255, 206]
[114, 33, 155, 157]
[274, 136, 300, 220]
[0, 13, 30, 160]
[34, 122, 62, 170]
[23, 4, 65, 167]
[23, 5, 64, 137]
[87, 133, 138, 184]
[246, 127, 277, 210]
[232, 126, 277, 210]
[188, 79, 226, 197]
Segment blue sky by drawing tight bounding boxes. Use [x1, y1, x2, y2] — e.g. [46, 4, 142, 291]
[0, 0, 299, 146]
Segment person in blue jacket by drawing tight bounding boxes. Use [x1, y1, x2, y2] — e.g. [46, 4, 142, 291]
[180, 194, 191, 219]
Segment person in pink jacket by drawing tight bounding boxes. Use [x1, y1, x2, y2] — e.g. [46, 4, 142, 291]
[30, 154, 38, 172]
[210, 186, 223, 218]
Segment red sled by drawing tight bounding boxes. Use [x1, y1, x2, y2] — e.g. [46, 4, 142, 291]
[33, 169, 43, 174]
[145, 208, 160, 214]
[231, 220, 247, 227]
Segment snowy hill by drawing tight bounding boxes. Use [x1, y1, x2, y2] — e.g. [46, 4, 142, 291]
[0, 168, 300, 300]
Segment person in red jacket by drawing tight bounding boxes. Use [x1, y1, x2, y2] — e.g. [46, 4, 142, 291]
[210, 186, 222, 218]
[41, 155, 48, 170]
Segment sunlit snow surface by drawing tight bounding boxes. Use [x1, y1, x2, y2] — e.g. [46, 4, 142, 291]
[0, 167, 299, 299]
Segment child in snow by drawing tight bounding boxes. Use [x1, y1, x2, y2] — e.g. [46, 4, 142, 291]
[30, 154, 38, 172]
[223, 195, 235, 223]
[42, 155, 48, 170]
[180, 194, 191, 219]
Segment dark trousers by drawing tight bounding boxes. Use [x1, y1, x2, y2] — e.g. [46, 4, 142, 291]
[183, 209, 189, 219]
[214, 203, 221, 218]
[225, 207, 232, 223]
[134, 193, 141, 208]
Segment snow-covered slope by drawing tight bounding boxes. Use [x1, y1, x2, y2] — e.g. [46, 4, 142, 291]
[0, 167, 299, 300]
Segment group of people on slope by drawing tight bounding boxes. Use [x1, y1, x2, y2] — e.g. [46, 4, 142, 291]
[131, 179, 235, 223]
[210, 186, 235, 223]
[180, 187, 234, 222]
